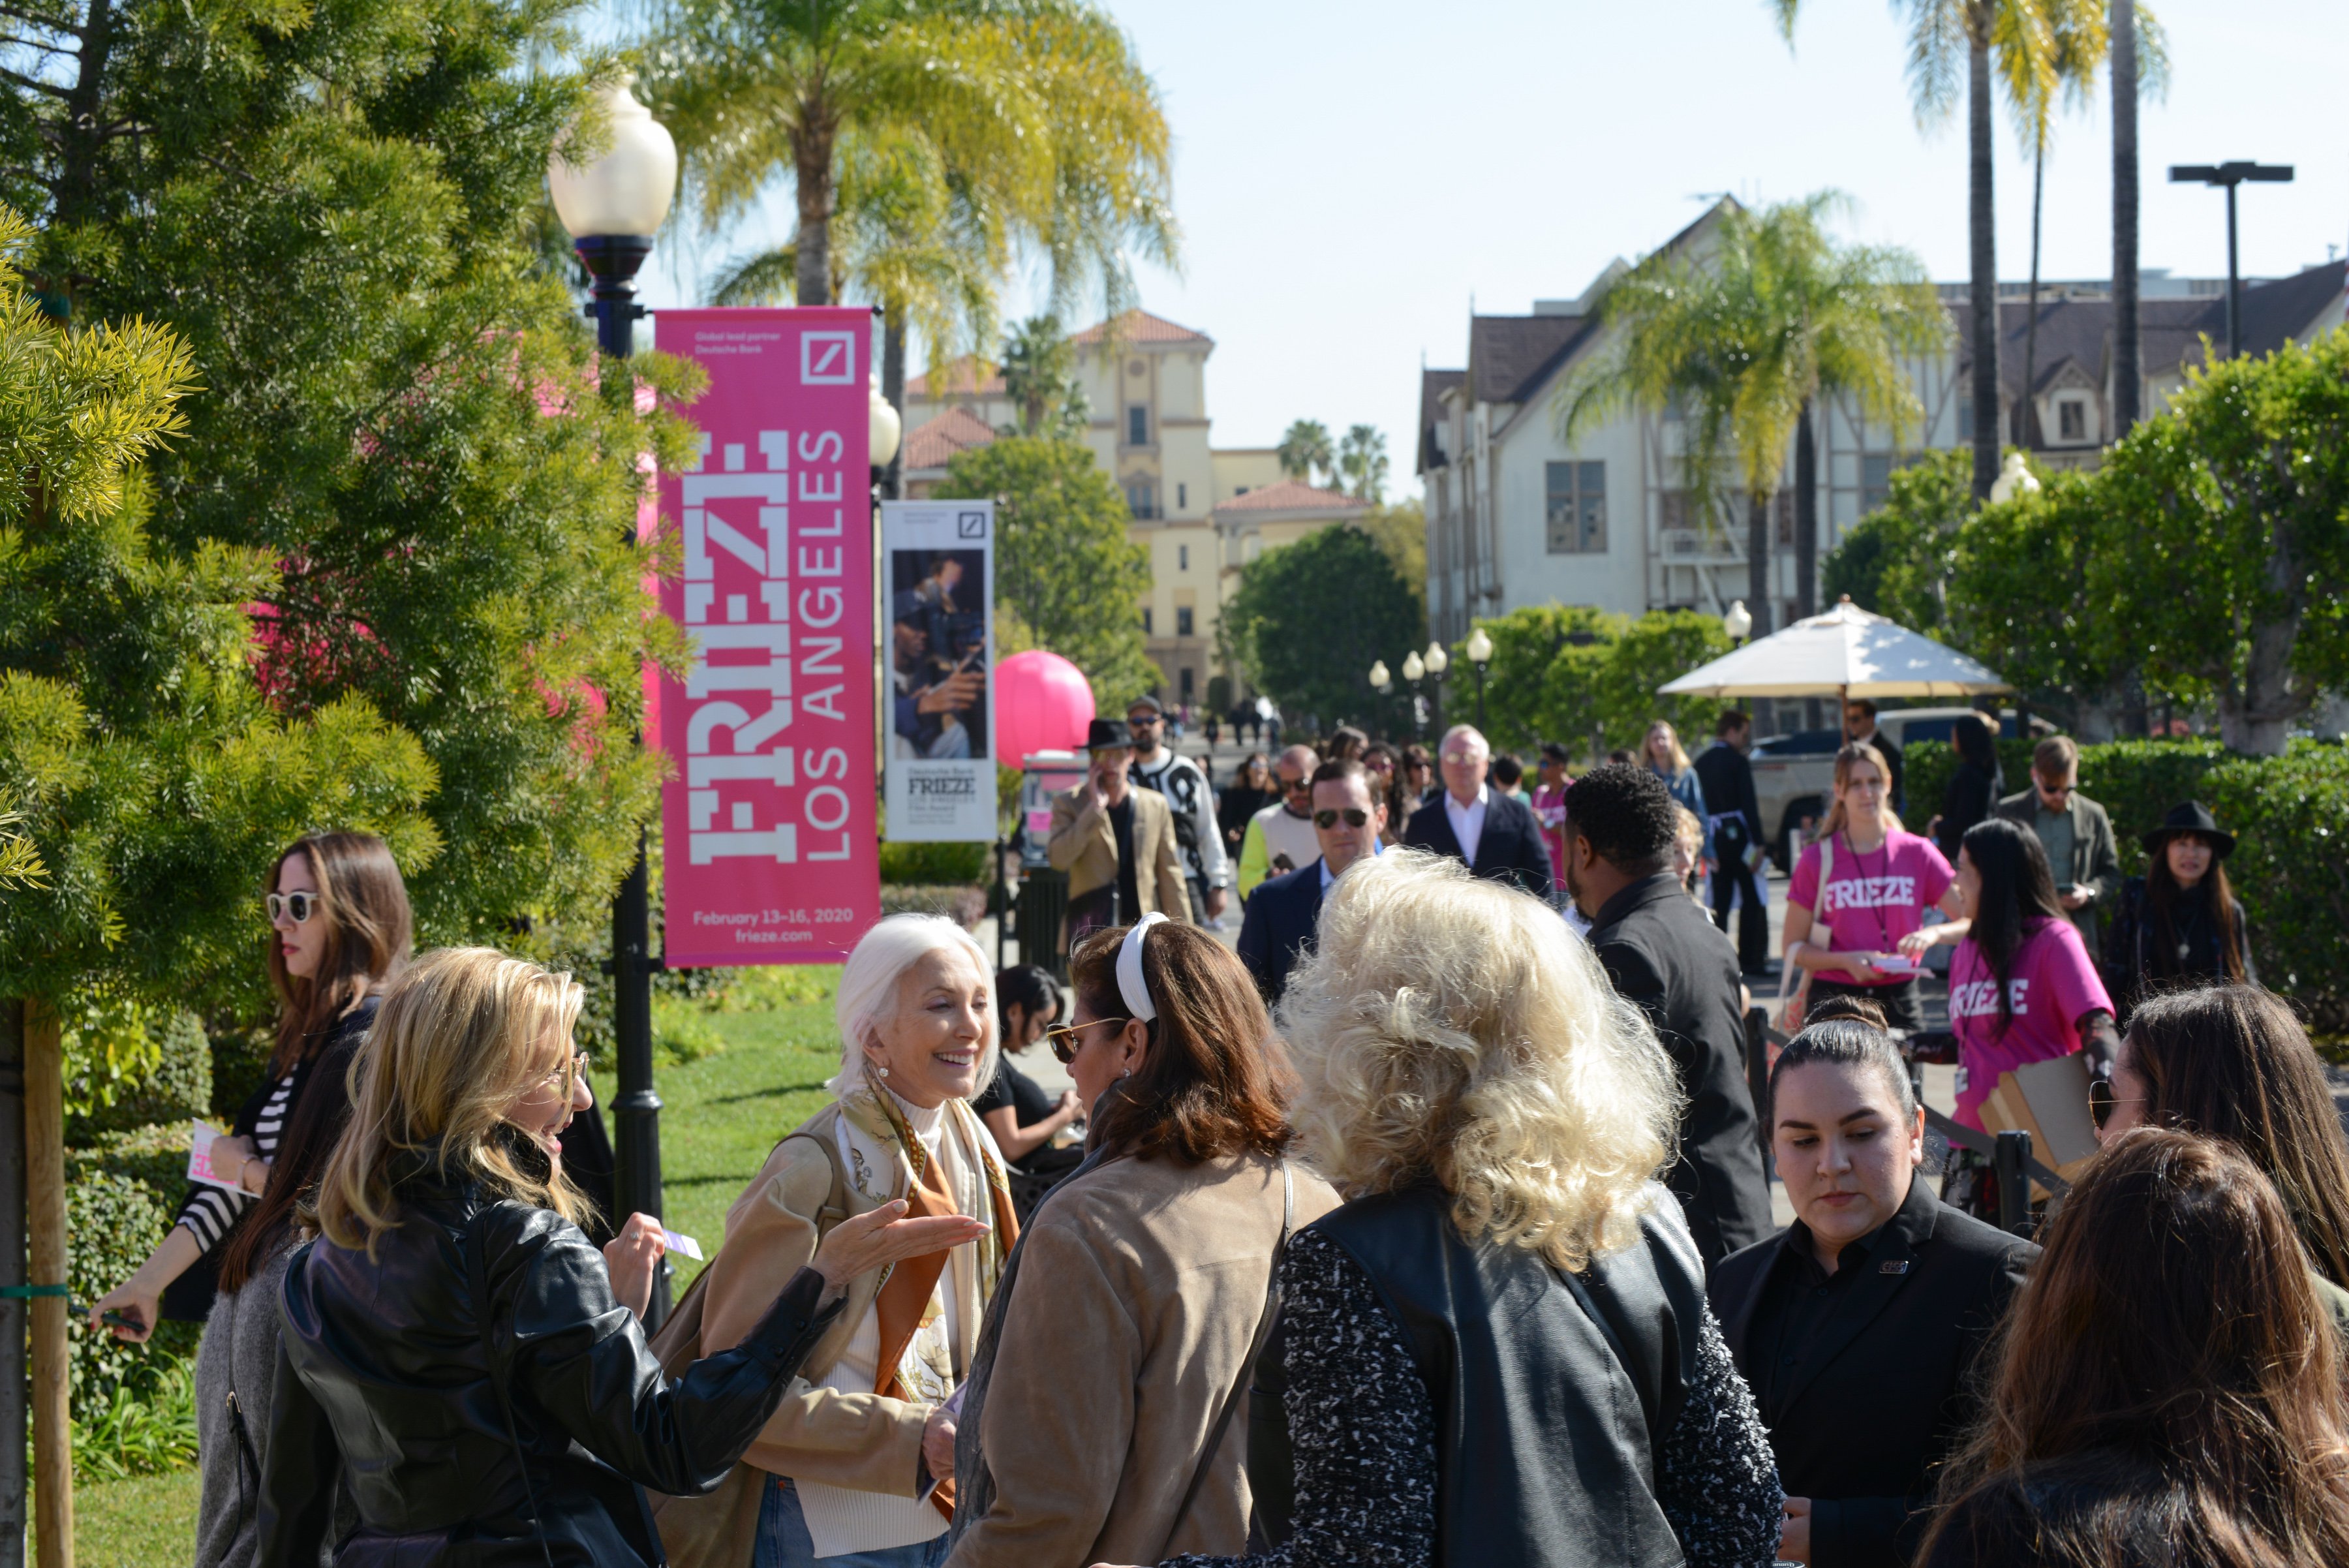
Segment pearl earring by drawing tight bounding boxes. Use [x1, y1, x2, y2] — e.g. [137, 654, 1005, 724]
[876, 1063, 891, 1079]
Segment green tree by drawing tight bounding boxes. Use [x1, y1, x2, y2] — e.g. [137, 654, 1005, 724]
[1466, 604, 1619, 754]
[2084, 332, 2349, 754]
[999, 314, 1088, 437]
[1221, 526, 1419, 736]
[1820, 448, 1971, 630]
[1276, 419, 1334, 488]
[931, 436, 1158, 707]
[1358, 498, 1426, 615]
[1944, 463, 2125, 727]
[1337, 423, 1389, 502]
[1769, 0, 2123, 500]
[1561, 195, 1942, 632]
[1599, 611, 1732, 753]
[0, 0, 705, 947]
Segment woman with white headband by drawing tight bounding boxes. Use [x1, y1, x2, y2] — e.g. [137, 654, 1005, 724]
[942, 916, 1340, 1567]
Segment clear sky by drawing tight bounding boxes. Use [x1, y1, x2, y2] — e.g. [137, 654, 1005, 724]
[610, 0, 2346, 499]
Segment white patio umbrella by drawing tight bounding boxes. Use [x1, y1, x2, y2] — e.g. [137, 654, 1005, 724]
[1659, 596, 2009, 699]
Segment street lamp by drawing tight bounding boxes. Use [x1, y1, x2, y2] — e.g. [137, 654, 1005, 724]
[1401, 649, 1426, 738]
[1723, 599, 1753, 647]
[1988, 452, 2041, 506]
[1464, 625, 1494, 731]
[1422, 640, 1449, 732]
[1368, 659, 1391, 692]
[2168, 161, 2294, 358]
[549, 74, 679, 1327]
[870, 370, 903, 479]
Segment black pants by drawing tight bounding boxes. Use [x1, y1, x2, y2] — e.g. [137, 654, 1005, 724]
[1805, 976, 1925, 1033]
[1710, 853, 1770, 974]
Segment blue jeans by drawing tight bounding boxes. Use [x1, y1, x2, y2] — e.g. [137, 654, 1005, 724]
[754, 1475, 949, 1568]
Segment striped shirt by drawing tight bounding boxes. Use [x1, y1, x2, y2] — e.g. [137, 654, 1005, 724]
[177, 1068, 298, 1252]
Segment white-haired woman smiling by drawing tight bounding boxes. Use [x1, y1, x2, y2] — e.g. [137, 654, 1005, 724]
[1101, 850, 1783, 1568]
[682, 915, 1020, 1568]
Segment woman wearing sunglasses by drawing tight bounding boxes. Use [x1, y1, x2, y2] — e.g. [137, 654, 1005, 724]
[945, 917, 1340, 1567]
[2091, 983, 2349, 1336]
[96, 832, 414, 1341]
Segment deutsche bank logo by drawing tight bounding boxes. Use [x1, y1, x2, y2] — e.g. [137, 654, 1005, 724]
[801, 331, 856, 385]
[957, 510, 988, 538]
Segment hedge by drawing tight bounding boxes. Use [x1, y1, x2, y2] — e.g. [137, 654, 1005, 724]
[1907, 735, 2349, 1028]
[879, 840, 990, 885]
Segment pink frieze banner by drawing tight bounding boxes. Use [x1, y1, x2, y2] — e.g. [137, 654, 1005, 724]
[654, 307, 878, 964]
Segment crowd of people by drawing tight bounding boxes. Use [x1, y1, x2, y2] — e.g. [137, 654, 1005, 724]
[84, 691, 2349, 1568]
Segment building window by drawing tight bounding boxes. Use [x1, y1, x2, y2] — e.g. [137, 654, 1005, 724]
[1544, 461, 1606, 553]
[1125, 479, 1158, 519]
[1177, 482, 1188, 510]
[1178, 544, 1189, 571]
[1179, 666, 1195, 702]
[1176, 606, 1195, 637]
[1862, 455, 1893, 515]
[1128, 405, 1149, 446]
[1956, 394, 1974, 443]
[1141, 606, 1153, 635]
[1774, 489, 1794, 547]
[2058, 399, 2087, 442]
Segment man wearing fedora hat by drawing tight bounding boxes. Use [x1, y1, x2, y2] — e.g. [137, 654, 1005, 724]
[2102, 801, 2256, 1019]
[1048, 717, 1190, 947]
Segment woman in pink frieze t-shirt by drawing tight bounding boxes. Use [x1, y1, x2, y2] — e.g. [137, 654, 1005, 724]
[1783, 741, 1963, 1034]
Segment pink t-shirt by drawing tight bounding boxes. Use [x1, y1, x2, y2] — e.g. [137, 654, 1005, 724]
[1947, 917, 2115, 1130]
[1788, 829, 1955, 985]
[1531, 785, 1569, 878]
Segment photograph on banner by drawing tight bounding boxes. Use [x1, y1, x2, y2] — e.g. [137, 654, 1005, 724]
[883, 499, 996, 842]
[655, 306, 880, 964]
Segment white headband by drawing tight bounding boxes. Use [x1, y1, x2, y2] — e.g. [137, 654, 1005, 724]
[1116, 912, 1169, 1024]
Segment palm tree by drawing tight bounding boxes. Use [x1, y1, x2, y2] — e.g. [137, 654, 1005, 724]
[1559, 196, 1947, 632]
[1338, 424, 1389, 502]
[1278, 419, 1334, 487]
[1771, 0, 2106, 501]
[1001, 314, 1082, 437]
[647, 0, 1176, 477]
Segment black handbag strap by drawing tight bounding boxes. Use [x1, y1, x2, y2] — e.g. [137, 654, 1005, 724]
[1159, 1164, 1293, 1559]
[463, 1203, 558, 1568]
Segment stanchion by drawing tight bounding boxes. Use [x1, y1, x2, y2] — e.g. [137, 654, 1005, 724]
[1993, 1129, 2033, 1238]
[1742, 1007, 1773, 1170]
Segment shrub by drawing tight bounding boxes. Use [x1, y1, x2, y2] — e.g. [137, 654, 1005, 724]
[2069, 740, 2227, 876]
[879, 840, 990, 885]
[64, 1130, 200, 1426]
[1900, 738, 2038, 827]
[70, 1009, 210, 1141]
[2205, 743, 2349, 1030]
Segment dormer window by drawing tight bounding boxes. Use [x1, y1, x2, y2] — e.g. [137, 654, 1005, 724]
[2057, 397, 2088, 443]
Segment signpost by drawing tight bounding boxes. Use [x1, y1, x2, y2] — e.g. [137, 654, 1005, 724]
[882, 499, 997, 843]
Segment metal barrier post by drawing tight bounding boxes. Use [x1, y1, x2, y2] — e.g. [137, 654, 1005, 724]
[1994, 1130, 2033, 1236]
[1742, 1007, 1772, 1169]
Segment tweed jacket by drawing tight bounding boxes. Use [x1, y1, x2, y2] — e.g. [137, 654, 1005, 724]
[1047, 782, 1189, 919]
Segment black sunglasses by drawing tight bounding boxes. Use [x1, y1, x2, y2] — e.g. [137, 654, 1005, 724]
[1281, 776, 1312, 793]
[1313, 808, 1370, 829]
[2087, 1077, 2145, 1131]
[1045, 1017, 1130, 1066]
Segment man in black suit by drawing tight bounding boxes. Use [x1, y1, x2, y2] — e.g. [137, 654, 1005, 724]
[1563, 764, 1770, 1264]
[1844, 698, 1903, 814]
[1710, 1021, 2036, 1567]
[1236, 758, 1385, 1006]
[1402, 724, 1555, 900]
[1693, 708, 1770, 974]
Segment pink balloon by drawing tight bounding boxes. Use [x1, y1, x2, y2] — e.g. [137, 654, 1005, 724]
[994, 650, 1096, 766]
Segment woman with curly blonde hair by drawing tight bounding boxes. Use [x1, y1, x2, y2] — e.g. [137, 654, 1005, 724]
[1105, 850, 1784, 1568]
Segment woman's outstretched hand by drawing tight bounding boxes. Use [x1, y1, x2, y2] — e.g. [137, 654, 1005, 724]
[602, 1212, 668, 1320]
[812, 1200, 987, 1293]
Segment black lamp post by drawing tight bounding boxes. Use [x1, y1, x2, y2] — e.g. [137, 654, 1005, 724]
[1464, 626, 1493, 733]
[549, 75, 679, 1327]
[2168, 161, 2294, 358]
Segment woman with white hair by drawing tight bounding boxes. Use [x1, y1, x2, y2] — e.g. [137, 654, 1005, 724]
[1103, 850, 1783, 1568]
[681, 915, 1020, 1568]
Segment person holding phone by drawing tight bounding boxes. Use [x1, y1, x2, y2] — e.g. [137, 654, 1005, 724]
[1782, 744, 1963, 1034]
[891, 591, 983, 760]
[1049, 718, 1188, 947]
[1994, 736, 2121, 955]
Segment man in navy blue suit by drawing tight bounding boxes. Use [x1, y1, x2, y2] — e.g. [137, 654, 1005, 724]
[1237, 758, 1386, 1006]
[1402, 724, 1556, 901]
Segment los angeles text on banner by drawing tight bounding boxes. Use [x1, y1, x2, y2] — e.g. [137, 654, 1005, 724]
[655, 307, 879, 965]
[882, 499, 996, 842]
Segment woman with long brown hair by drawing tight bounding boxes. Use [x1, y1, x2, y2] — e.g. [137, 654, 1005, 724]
[1919, 1129, 2349, 1567]
[2094, 983, 2349, 1329]
[96, 831, 414, 1336]
[944, 917, 1340, 1566]
[2102, 802, 2255, 1020]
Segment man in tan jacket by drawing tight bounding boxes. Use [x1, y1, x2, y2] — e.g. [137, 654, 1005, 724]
[1049, 717, 1188, 942]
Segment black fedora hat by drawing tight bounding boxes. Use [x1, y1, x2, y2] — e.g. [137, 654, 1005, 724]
[2142, 800, 2235, 859]
[1084, 717, 1134, 752]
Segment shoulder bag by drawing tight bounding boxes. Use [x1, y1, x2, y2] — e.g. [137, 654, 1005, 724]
[1776, 834, 1833, 1034]
[462, 1203, 558, 1568]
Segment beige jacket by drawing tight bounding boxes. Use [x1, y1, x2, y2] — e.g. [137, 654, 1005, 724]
[697, 1101, 938, 1496]
[1047, 781, 1189, 917]
[945, 1152, 1340, 1568]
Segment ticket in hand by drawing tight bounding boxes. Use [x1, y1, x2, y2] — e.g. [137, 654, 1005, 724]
[662, 1229, 705, 1261]
[187, 1120, 240, 1191]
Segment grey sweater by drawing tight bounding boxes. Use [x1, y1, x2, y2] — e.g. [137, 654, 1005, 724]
[194, 1246, 344, 1568]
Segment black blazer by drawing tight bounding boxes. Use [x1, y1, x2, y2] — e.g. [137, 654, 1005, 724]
[1708, 1180, 2037, 1568]
[1236, 858, 1324, 1007]
[1588, 874, 1772, 1264]
[1402, 790, 1556, 900]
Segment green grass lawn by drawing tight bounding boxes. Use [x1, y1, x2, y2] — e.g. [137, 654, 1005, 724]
[72, 966, 848, 1563]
